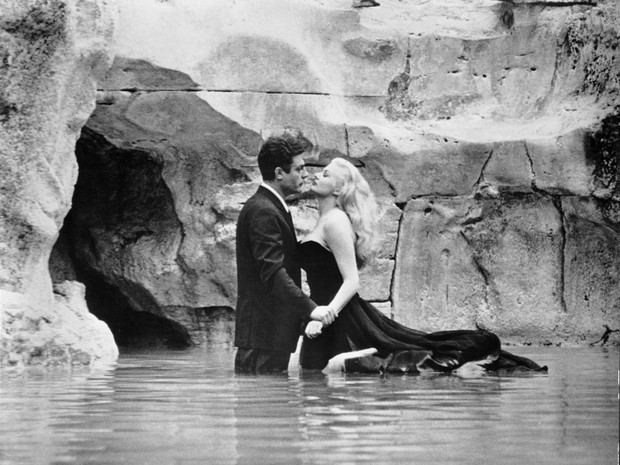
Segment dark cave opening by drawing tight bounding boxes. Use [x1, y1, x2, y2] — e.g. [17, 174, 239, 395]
[49, 128, 192, 350]
[70, 244, 190, 350]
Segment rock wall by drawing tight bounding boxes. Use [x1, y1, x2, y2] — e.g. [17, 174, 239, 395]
[0, 0, 119, 365]
[4, 0, 617, 359]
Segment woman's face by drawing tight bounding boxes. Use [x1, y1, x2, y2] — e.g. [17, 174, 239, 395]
[310, 162, 342, 197]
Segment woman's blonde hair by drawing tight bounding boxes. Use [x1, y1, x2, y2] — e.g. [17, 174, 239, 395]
[329, 158, 379, 267]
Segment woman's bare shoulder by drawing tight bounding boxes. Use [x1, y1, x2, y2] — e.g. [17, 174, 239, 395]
[323, 208, 353, 236]
[323, 208, 350, 224]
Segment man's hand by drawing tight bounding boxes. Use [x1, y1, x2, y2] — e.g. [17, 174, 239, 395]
[310, 305, 337, 325]
[305, 321, 323, 339]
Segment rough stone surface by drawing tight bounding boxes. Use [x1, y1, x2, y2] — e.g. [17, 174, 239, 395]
[586, 111, 620, 201]
[561, 197, 620, 341]
[393, 195, 569, 341]
[461, 195, 567, 340]
[480, 140, 534, 194]
[367, 139, 493, 201]
[1, 282, 118, 366]
[0, 0, 119, 366]
[393, 198, 489, 333]
[101, 56, 200, 92]
[527, 128, 594, 196]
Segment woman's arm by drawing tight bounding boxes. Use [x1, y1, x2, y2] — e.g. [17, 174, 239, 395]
[322, 209, 360, 315]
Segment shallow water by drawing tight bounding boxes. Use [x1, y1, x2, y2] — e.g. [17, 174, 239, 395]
[0, 345, 617, 465]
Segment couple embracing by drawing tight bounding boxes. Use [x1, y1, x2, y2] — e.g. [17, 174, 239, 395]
[234, 131, 546, 375]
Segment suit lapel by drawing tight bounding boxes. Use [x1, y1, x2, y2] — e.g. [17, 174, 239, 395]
[257, 186, 295, 232]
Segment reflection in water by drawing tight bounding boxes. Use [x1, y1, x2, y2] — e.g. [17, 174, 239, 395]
[0, 346, 618, 465]
[294, 370, 505, 465]
[232, 374, 306, 465]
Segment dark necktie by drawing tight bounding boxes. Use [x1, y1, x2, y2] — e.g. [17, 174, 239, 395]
[285, 209, 294, 229]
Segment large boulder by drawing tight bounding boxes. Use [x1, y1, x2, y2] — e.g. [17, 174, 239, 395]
[1, 282, 118, 365]
[393, 195, 566, 340]
[0, 0, 118, 366]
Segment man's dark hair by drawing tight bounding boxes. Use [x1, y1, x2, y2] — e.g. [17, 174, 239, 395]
[258, 130, 313, 181]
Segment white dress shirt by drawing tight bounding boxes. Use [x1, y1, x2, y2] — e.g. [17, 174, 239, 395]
[261, 183, 289, 213]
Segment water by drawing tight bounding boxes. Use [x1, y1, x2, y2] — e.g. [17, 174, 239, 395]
[1, 345, 618, 465]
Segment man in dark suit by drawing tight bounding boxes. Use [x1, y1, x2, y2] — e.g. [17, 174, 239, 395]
[234, 131, 336, 373]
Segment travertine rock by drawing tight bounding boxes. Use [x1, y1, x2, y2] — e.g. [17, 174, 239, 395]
[0, 0, 119, 366]
[393, 195, 565, 340]
[562, 197, 620, 341]
[393, 198, 491, 333]
[1, 282, 118, 366]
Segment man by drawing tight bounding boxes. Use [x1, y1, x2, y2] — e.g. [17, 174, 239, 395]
[234, 131, 336, 373]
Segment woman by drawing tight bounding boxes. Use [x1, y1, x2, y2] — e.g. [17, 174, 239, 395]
[298, 158, 546, 374]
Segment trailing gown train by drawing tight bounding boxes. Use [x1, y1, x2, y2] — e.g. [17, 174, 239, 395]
[298, 240, 547, 374]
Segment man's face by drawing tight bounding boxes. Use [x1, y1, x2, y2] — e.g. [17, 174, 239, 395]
[278, 154, 309, 196]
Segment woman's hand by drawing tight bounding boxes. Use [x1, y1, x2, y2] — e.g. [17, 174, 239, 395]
[305, 321, 323, 339]
[309, 305, 337, 325]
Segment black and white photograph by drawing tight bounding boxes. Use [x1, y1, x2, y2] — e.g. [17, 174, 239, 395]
[1, 0, 618, 463]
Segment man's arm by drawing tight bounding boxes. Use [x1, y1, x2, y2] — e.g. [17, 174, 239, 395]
[248, 210, 335, 324]
[268, 269, 336, 325]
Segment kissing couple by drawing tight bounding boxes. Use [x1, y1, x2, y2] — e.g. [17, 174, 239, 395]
[234, 130, 546, 375]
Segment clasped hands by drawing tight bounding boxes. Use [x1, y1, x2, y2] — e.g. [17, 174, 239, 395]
[307, 305, 337, 339]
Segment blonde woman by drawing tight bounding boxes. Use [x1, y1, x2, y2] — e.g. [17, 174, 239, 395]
[298, 158, 546, 374]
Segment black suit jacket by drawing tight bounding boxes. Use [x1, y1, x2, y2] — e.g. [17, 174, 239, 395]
[234, 186, 317, 353]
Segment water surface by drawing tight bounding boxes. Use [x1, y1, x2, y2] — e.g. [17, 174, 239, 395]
[1, 346, 618, 465]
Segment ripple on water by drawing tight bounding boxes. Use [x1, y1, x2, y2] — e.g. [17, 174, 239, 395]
[0, 346, 617, 465]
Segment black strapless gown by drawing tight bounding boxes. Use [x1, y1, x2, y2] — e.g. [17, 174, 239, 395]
[298, 241, 547, 373]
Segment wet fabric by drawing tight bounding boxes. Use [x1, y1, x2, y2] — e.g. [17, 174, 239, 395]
[234, 348, 290, 374]
[298, 240, 547, 373]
